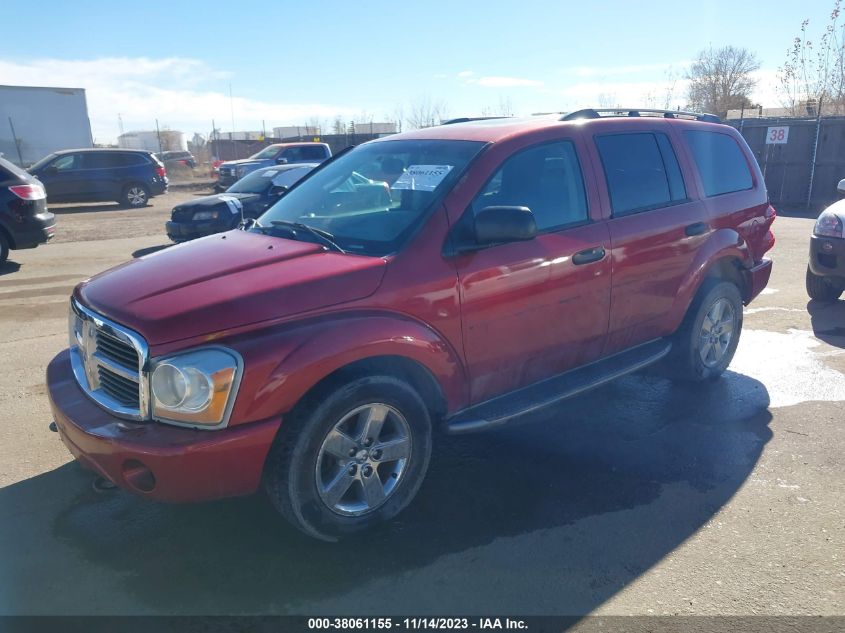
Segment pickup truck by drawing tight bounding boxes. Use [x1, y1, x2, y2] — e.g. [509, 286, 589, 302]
[215, 142, 331, 191]
[47, 109, 775, 541]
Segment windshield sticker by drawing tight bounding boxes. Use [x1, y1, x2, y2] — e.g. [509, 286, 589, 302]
[218, 195, 243, 215]
[392, 165, 454, 191]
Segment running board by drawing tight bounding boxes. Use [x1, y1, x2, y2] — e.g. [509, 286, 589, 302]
[446, 339, 672, 434]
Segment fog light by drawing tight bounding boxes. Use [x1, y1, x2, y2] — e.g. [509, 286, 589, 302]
[122, 460, 156, 493]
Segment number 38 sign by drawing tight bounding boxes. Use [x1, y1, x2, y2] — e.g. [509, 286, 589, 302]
[766, 126, 789, 144]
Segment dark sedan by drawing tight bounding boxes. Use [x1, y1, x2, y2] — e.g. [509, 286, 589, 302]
[166, 163, 317, 242]
[0, 155, 56, 263]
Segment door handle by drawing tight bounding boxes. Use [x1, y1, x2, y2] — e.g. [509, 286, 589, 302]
[572, 246, 606, 266]
[685, 222, 709, 237]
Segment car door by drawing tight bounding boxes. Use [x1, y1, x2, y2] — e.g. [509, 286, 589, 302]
[589, 125, 710, 355]
[80, 152, 124, 199]
[451, 137, 611, 404]
[38, 153, 84, 201]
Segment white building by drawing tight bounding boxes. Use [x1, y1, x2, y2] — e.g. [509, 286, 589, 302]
[118, 130, 187, 153]
[0, 85, 94, 166]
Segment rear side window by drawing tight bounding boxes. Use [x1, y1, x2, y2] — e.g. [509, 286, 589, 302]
[300, 145, 328, 160]
[595, 132, 687, 216]
[82, 153, 126, 169]
[471, 140, 589, 231]
[683, 130, 753, 197]
[121, 153, 150, 166]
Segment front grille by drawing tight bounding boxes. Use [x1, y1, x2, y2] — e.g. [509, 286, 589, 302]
[219, 167, 232, 176]
[95, 330, 139, 369]
[69, 300, 149, 420]
[97, 366, 141, 407]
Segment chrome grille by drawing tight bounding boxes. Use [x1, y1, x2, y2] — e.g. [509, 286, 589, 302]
[95, 330, 139, 369]
[69, 299, 149, 420]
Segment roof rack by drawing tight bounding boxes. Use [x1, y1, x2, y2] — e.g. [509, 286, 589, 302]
[441, 116, 511, 125]
[560, 108, 721, 124]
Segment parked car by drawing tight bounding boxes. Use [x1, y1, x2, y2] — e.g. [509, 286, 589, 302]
[807, 178, 845, 301]
[28, 148, 168, 208]
[166, 163, 318, 242]
[47, 109, 775, 540]
[215, 142, 331, 191]
[156, 150, 197, 170]
[0, 155, 56, 263]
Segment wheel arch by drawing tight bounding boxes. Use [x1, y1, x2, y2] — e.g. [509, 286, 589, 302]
[667, 229, 754, 333]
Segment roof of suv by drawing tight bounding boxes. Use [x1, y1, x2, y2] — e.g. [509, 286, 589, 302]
[51, 148, 153, 155]
[383, 112, 726, 144]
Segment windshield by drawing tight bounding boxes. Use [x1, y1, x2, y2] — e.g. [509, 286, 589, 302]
[227, 166, 314, 193]
[250, 145, 282, 160]
[29, 153, 58, 171]
[254, 139, 485, 256]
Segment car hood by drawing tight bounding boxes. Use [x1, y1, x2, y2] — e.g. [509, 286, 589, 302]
[77, 230, 387, 346]
[220, 159, 267, 168]
[172, 192, 261, 217]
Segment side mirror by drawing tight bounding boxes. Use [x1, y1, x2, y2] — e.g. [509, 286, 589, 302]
[270, 185, 288, 197]
[44, 166, 58, 176]
[838, 178, 845, 195]
[473, 206, 537, 246]
[275, 156, 288, 165]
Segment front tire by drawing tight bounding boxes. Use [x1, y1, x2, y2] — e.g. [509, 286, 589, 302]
[671, 280, 743, 382]
[264, 375, 432, 541]
[806, 266, 844, 302]
[120, 183, 150, 208]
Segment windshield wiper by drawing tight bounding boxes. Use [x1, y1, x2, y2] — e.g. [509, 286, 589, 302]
[263, 220, 346, 253]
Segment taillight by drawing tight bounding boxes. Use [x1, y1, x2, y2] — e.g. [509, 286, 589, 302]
[9, 184, 46, 201]
[155, 166, 167, 178]
[765, 204, 777, 220]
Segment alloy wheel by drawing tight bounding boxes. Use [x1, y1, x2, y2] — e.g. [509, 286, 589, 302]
[315, 403, 412, 516]
[699, 298, 735, 367]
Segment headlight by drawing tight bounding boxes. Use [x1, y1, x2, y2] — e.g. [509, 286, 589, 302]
[192, 210, 220, 221]
[814, 211, 844, 238]
[236, 167, 246, 176]
[150, 348, 242, 428]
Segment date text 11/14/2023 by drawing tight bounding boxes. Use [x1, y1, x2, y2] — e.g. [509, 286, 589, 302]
[307, 618, 528, 630]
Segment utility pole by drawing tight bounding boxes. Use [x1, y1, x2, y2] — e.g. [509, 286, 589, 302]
[155, 119, 163, 155]
[7, 117, 24, 166]
[229, 83, 238, 159]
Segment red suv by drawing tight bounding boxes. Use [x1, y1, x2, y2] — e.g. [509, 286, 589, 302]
[47, 109, 775, 540]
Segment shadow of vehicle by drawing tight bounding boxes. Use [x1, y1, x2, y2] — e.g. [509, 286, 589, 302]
[132, 244, 171, 259]
[0, 261, 22, 276]
[48, 202, 127, 215]
[0, 370, 772, 615]
[807, 299, 845, 347]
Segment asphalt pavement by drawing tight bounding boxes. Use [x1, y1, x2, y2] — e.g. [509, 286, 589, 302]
[0, 196, 842, 616]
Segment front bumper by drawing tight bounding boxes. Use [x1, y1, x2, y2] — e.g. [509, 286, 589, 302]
[165, 219, 234, 241]
[809, 235, 845, 279]
[47, 349, 281, 503]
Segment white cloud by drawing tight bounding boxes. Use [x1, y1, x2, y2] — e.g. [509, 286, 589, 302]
[457, 70, 474, 78]
[0, 57, 355, 143]
[473, 76, 544, 88]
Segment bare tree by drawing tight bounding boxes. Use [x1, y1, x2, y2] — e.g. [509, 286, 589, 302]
[389, 104, 405, 133]
[597, 92, 618, 108]
[778, 0, 845, 115]
[406, 96, 450, 129]
[331, 115, 345, 135]
[685, 46, 760, 116]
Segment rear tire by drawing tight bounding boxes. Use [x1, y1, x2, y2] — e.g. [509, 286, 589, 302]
[670, 279, 743, 382]
[120, 183, 150, 208]
[806, 266, 843, 302]
[0, 231, 9, 264]
[263, 375, 432, 541]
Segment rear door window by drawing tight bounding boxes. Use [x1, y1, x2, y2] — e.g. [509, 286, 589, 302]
[300, 145, 329, 160]
[595, 132, 687, 216]
[683, 130, 753, 197]
[82, 153, 125, 169]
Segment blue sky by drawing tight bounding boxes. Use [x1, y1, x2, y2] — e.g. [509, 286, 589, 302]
[0, 0, 832, 142]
